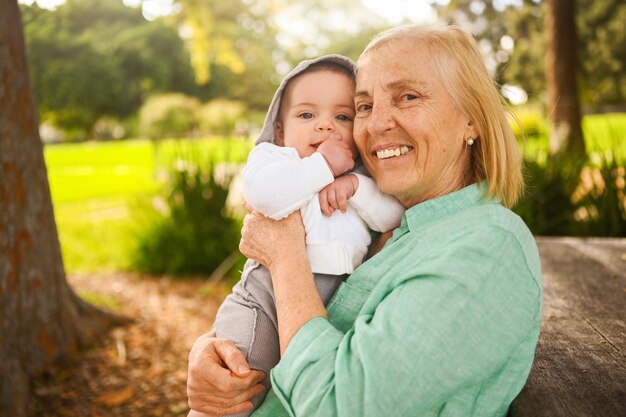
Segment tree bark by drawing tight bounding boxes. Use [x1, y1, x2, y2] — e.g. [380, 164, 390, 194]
[0, 1, 129, 415]
[545, 0, 586, 159]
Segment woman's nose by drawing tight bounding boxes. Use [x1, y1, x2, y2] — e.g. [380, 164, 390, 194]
[367, 103, 396, 134]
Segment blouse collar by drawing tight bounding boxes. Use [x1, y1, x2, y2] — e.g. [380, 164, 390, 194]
[393, 182, 494, 238]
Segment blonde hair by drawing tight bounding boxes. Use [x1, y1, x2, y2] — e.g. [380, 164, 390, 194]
[358, 25, 523, 208]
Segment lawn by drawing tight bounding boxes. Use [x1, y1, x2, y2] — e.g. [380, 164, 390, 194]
[45, 137, 252, 273]
[46, 113, 625, 273]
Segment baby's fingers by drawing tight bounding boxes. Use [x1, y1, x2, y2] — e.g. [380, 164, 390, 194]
[327, 189, 339, 212]
[337, 192, 348, 213]
[319, 189, 332, 216]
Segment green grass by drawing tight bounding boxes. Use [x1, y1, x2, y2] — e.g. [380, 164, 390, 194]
[511, 111, 626, 164]
[45, 137, 252, 273]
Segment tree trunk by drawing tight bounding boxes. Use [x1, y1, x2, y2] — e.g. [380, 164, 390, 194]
[545, 0, 586, 159]
[0, 1, 129, 415]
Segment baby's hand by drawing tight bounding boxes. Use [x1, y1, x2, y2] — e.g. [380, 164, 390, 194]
[317, 135, 355, 177]
[319, 174, 359, 216]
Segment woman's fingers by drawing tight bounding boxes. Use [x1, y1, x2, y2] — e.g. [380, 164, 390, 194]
[189, 397, 254, 417]
[214, 338, 250, 377]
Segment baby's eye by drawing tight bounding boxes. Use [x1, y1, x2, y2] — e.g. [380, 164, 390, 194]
[336, 114, 352, 122]
[299, 112, 314, 119]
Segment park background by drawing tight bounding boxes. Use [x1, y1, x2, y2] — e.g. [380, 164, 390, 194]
[1, 0, 625, 416]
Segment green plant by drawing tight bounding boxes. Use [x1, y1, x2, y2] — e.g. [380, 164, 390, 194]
[130, 156, 242, 277]
[574, 151, 626, 236]
[514, 150, 626, 237]
[138, 93, 201, 139]
[199, 99, 246, 137]
[514, 155, 585, 235]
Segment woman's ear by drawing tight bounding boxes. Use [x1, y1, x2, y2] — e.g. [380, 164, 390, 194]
[275, 122, 285, 146]
[465, 119, 479, 141]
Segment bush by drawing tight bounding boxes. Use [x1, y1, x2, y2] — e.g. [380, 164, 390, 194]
[514, 156, 585, 235]
[130, 156, 243, 277]
[198, 99, 246, 137]
[514, 150, 626, 236]
[138, 93, 201, 139]
[510, 106, 549, 141]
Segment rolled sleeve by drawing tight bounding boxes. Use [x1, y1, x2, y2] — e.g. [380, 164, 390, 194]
[349, 174, 404, 232]
[271, 317, 343, 417]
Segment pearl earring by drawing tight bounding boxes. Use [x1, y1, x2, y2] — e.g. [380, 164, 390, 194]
[466, 137, 474, 146]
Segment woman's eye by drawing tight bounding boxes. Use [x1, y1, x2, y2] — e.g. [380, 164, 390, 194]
[356, 103, 372, 113]
[403, 94, 418, 101]
[299, 113, 314, 119]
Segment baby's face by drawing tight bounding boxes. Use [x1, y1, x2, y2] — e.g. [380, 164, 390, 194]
[275, 70, 357, 158]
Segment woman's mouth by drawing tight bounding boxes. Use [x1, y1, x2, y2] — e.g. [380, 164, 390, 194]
[375, 146, 412, 160]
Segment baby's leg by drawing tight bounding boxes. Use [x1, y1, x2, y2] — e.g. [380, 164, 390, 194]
[212, 261, 279, 417]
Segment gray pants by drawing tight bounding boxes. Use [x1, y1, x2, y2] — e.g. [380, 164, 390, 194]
[213, 259, 346, 417]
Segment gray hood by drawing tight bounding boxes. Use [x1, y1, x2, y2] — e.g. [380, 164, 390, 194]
[255, 54, 356, 146]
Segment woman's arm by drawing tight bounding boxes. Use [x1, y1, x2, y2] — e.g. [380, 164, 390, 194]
[242, 221, 541, 417]
[239, 207, 326, 354]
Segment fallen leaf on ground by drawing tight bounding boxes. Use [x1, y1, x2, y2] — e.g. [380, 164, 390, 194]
[97, 386, 135, 407]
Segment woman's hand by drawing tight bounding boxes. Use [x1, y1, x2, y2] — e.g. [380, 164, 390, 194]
[187, 331, 266, 416]
[240, 204, 325, 354]
[239, 204, 307, 273]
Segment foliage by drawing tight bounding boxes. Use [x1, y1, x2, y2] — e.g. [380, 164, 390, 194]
[438, 0, 626, 108]
[130, 156, 242, 277]
[513, 115, 626, 237]
[510, 106, 549, 141]
[168, 0, 280, 109]
[574, 153, 626, 236]
[514, 156, 586, 235]
[198, 99, 246, 136]
[21, 0, 197, 136]
[138, 94, 202, 139]
[45, 137, 252, 273]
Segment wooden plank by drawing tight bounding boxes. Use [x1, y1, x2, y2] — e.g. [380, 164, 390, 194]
[509, 237, 626, 417]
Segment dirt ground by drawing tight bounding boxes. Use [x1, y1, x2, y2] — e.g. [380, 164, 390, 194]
[30, 272, 232, 417]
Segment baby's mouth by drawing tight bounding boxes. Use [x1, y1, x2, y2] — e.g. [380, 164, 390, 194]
[375, 146, 412, 160]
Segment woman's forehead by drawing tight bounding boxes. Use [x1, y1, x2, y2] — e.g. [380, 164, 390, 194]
[356, 46, 439, 90]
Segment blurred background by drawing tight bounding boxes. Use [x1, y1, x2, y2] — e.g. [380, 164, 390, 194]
[19, 0, 626, 280]
[5, 0, 625, 415]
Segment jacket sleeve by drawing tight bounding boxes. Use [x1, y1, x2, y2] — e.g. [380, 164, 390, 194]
[268, 227, 542, 417]
[348, 173, 405, 232]
[242, 143, 334, 219]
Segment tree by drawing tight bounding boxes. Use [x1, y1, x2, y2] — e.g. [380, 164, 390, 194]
[21, 0, 197, 137]
[545, 0, 586, 158]
[0, 1, 128, 415]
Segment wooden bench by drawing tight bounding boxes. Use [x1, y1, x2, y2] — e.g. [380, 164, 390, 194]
[509, 237, 626, 416]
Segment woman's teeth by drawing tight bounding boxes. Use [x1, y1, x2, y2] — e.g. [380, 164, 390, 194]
[376, 146, 411, 160]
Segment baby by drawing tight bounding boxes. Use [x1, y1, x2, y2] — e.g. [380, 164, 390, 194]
[189, 55, 404, 417]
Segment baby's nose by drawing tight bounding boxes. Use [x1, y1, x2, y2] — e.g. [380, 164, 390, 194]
[315, 118, 335, 131]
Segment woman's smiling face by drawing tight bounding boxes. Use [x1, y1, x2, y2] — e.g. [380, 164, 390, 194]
[353, 41, 478, 208]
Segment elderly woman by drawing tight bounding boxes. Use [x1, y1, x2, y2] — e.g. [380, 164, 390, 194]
[187, 24, 542, 417]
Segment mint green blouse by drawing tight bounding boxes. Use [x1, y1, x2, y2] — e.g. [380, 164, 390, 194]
[252, 183, 542, 417]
